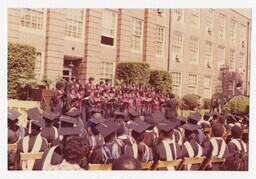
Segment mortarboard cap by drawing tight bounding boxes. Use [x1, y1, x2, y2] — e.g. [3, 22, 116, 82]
[157, 120, 179, 133]
[128, 108, 139, 118]
[60, 115, 78, 128]
[59, 127, 80, 136]
[151, 111, 166, 122]
[42, 111, 59, 122]
[187, 114, 201, 124]
[89, 113, 106, 124]
[127, 118, 151, 134]
[96, 120, 118, 138]
[65, 108, 81, 117]
[27, 107, 41, 120]
[177, 116, 187, 125]
[30, 119, 45, 129]
[180, 123, 199, 132]
[8, 110, 22, 122]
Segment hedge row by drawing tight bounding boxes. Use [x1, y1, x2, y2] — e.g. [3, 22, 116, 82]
[115, 62, 172, 93]
[8, 43, 36, 99]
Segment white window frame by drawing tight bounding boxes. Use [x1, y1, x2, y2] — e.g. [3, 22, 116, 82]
[229, 49, 236, 71]
[191, 9, 200, 28]
[173, 9, 184, 23]
[218, 46, 226, 69]
[238, 52, 245, 73]
[218, 14, 227, 39]
[239, 24, 247, 47]
[20, 8, 45, 34]
[100, 61, 115, 81]
[156, 25, 165, 57]
[34, 52, 45, 80]
[130, 18, 143, 52]
[206, 9, 214, 33]
[172, 31, 184, 62]
[171, 72, 182, 97]
[188, 74, 198, 94]
[203, 76, 212, 98]
[190, 37, 199, 64]
[64, 9, 84, 40]
[230, 18, 237, 43]
[204, 41, 213, 68]
[101, 9, 117, 47]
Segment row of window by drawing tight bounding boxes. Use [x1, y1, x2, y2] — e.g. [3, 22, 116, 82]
[20, 8, 247, 62]
[172, 31, 246, 71]
[173, 9, 247, 43]
[171, 72, 212, 98]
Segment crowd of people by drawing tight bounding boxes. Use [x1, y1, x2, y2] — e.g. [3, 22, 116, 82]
[8, 77, 249, 171]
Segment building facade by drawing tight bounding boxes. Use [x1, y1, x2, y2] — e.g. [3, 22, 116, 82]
[8, 8, 251, 97]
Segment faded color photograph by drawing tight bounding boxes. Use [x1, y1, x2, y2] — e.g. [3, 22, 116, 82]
[7, 8, 251, 171]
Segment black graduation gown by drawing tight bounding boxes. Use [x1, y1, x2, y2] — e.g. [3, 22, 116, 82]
[165, 99, 178, 120]
[14, 134, 48, 170]
[35, 145, 64, 170]
[88, 142, 120, 164]
[204, 137, 229, 170]
[41, 127, 59, 146]
[179, 140, 205, 170]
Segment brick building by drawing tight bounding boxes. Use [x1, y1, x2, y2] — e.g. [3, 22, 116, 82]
[8, 8, 251, 98]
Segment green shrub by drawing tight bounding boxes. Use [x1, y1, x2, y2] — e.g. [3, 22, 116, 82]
[223, 95, 249, 114]
[181, 94, 200, 110]
[115, 62, 150, 85]
[149, 70, 172, 94]
[203, 98, 211, 109]
[8, 43, 36, 99]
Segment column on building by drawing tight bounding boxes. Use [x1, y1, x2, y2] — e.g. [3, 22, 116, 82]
[44, 9, 65, 81]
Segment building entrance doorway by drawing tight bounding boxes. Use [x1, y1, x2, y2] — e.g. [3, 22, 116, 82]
[63, 56, 82, 81]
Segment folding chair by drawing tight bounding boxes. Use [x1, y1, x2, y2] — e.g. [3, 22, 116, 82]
[8, 143, 18, 151]
[177, 156, 206, 170]
[155, 159, 182, 170]
[20, 152, 44, 161]
[88, 163, 112, 170]
[140, 161, 153, 170]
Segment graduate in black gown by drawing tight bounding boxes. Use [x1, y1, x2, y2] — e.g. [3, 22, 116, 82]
[14, 115, 48, 170]
[153, 120, 181, 170]
[88, 120, 120, 164]
[8, 110, 24, 170]
[41, 111, 60, 147]
[179, 123, 205, 170]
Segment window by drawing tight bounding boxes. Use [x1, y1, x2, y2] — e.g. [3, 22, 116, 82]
[239, 24, 246, 47]
[101, 10, 116, 46]
[173, 9, 184, 22]
[171, 72, 182, 97]
[172, 31, 183, 61]
[203, 76, 212, 98]
[205, 41, 213, 68]
[188, 74, 198, 94]
[101, 61, 114, 80]
[230, 19, 237, 43]
[238, 53, 245, 72]
[191, 9, 200, 28]
[229, 50, 236, 71]
[190, 37, 199, 64]
[206, 9, 214, 33]
[217, 46, 226, 68]
[65, 9, 84, 39]
[131, 18, 143, 51]
[156, 26, 165, 56]
[20, 8, 44, 30]
[34, 52, 44, 80]
[218, 14, 226, 39]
